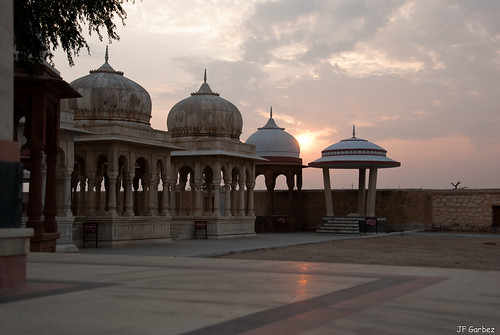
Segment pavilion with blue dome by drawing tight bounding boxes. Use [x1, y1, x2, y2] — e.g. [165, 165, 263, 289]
[309, 126, 401, 233]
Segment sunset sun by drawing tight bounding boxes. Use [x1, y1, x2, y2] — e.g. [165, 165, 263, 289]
[296, 132, 315, 151]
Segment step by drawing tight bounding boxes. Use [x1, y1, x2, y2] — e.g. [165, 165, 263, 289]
[323, 223, 359, 228]
[316, 229, 359, 234]
[316, 223, 360, 234]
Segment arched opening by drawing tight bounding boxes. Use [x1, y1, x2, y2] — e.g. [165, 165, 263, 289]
[245, 168, 253, 216]
[231, 167, 241, 216]
[156, 159, 165, 215]
[275, 174, 287, 190]
[202, 166, 214, 214]
[71, 155, 86, 215]
[117, 156, 128, 215]
[176, 165, 194, 215]
[255, 173, 265, 190]
[95, 155, 108, 214]
[133, 157, 149, 215]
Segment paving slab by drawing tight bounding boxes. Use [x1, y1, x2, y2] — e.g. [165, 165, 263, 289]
[1, 245, 499, 334]
[76, 232, 392, 257]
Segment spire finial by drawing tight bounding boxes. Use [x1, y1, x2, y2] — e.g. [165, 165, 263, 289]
[352, 124, 356, 138]
[270, 106, 273, 118]
[105, 45, 109, 63]
[204, 69, 207, 83]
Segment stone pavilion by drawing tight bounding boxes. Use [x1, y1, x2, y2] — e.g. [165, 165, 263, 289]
[31, 50, 263, 248]
[309, 126, 400, 233]
[246, 107, 304, 232]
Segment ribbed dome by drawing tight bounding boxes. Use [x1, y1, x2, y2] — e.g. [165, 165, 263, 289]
[309, 127, 400, 169]
[67, 47, 152, 126]
[167, 71, 243, 138]
[246, 108, 300, 158]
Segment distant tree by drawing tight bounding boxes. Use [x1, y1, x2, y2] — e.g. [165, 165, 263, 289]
[14, 0, 134, 67]
[451, 181, 467, 189]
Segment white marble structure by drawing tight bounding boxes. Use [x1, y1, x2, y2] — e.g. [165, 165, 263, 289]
[59, 52, 261, 246]
[55, 107, 90, 252]
[167, 71, 264, 239]
[246, 108, 304, 232]
[64, 49, 180, 247]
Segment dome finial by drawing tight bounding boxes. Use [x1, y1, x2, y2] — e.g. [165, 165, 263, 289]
[105, 45, 109, 63]
[352, 124, 356, 138]
[191, 69, 219, 96]
[270, 106, 273, 118]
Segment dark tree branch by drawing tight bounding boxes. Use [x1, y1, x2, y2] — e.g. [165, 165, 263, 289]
[14, 0, 133, 68]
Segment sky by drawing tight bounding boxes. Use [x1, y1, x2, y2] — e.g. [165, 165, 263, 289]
[52, 0, 500, 190]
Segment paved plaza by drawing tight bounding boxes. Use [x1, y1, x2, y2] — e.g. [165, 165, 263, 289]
[1, 233, 499, 334]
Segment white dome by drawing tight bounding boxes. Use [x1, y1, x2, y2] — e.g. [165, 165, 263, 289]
[167, 71, 243, 139]
[67, 49, 152, 126]
[309, 128, 400, 169]
[246, 109, 300, 158]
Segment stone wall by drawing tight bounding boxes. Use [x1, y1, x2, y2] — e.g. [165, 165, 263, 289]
[254, 188, 500, 232]
[24, 188, 500, 242]
[431, 189, 500, 231]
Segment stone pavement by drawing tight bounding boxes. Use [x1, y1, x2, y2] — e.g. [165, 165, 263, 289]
[78, 232, 371, 257]
[1, 232, 499, 334]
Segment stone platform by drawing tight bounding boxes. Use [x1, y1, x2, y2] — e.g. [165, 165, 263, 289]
[1, 233, 499, 334]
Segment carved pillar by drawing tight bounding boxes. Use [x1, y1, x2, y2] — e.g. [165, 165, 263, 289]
[170, 182, 177, 216]
[95, 177, 103, 215]
[160, 179, 169, 216]
[26, 147, 44, 241]
[78, 176, 87, 216]
[213, 178, 221, 216]
[224, 182, 231, 216]
[297, 170, 303, 191]
[322, 168, 334, 217]
[194, 179, 202, 216]
[358, 168, 366, 216]
[231, 180, 238, 216]
[206, 181, 213, 214]
[149, 176, 159, 216]
[366, 167, 378, 217]
[107, 172, 118, 216]
[115, 174, 122, 215]
[190, 179, 196, 215]
[43, 150, 58, 232]
[287, 172, 295, 216]
[86, 173, 96, 216]
[296, 170, 303, 225]
[142, 179, 149, 216]
[247, 182, 255, 216]
[238, 179, 246, 216]
[56, 173, 64, 215]
[60, 171, 73, 217]
[265, 172, 275, 216]
[161, 158, 171, 216]
[124, 173, 134, 216]
[179, 179, 186, 215]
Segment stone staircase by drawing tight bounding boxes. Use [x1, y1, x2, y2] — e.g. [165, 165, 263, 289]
[316, 216, 361, 234]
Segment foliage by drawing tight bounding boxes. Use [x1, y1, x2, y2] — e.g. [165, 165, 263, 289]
[14, 0, 133, 67]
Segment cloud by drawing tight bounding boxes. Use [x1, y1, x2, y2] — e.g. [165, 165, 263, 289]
[241, 0, 401, 66]
[53, 0, 500, 188]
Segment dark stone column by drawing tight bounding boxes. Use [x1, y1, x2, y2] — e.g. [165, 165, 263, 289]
[26, 147, 44, 237]
[43, 150, 58, 232]
[264, 172, 275, 231]
[0, 143, 23, 229]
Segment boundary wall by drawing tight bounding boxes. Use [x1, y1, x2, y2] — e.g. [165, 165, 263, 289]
[254, 189, 500, 232]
